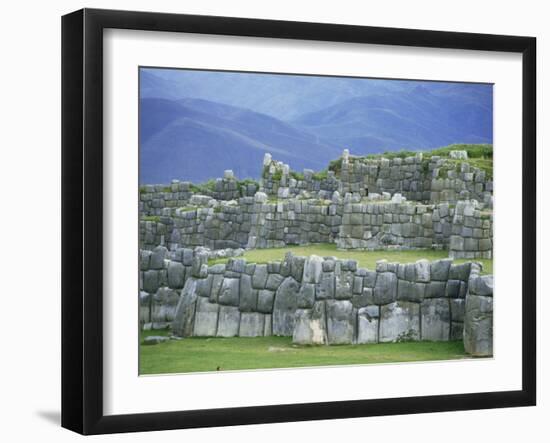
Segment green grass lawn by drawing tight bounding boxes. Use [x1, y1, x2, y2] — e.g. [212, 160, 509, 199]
[210, 243, 492, 275]
[140, 331, 469, 375]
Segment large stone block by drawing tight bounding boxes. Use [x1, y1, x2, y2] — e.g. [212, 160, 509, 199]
[196, 274, 213, 297]
[425, 280, 446, 298]
[139, 291, 151, 324]
[216, 305, 241, 337]
[421, 298, 450, 341]
[469, 275, 494, 296]
[415, 259, 431, 282]
[209, 274, 224, 303]
[397, 280, 425, 302]
[150, 246, 168, 269]
[464, 294, 493, 356]
[335, 271, 354, 299]
[316, 272, 335, 299]
[292, 302, 327, 345]
[290, 255, 306, 282]
[266, 273, 284, 291]
[374, 272, 398, 305]
[218, 278, 240, 306]
[143, 270, 159, 294]
[302, 255, 324, 284]
[272, 277, 300, 336]
[357, 306, 379, 344]
[297, 283, 315, 308]
[239, 274, 257, 312]
[431, 259, 452, 281]
[140, 250, 152, 271]
[151, 287, 180, 324]
[193, 297, 219, 336]
[167, 261, 185, 289]
[449, 262, 471, 281]
[326, 300, 355, 345]
[450, 298, 466, 323]
[239, 313, 265, 337]
[252, 264, 268, 289]
[257, 289, 275, 313]
[379, 301, 420, 342]
[172, 278, 198, 337]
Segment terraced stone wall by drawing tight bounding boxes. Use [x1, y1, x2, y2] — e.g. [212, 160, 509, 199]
[139, 247, 493, 356]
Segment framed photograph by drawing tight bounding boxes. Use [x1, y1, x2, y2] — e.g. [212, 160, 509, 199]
[61, 8, 536, 435]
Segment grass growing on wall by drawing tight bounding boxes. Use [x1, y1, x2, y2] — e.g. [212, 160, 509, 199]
[209, 243, 493, 275]
[139, 333, 468, 375]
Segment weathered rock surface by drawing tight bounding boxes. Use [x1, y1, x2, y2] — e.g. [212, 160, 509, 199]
[464, 294, 493, 356]
[216, 305, 241, 337]
[293, 301, 327, 345]
[357, 306, 379, 344]
[421, 298, 450, 341]
[379, 301, 420, 342]
[193, 297, 219, 336]
[326, 300, 355, 344]
[272, 277, 300, 336]
[239, 312, 265, 337]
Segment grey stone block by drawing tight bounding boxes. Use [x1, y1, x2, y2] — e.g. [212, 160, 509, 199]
[266, 273, 284, 291]
[209, 274, 224, 303]
[374, 272, 398, 305]
[193, 297, 219, 336]
[239, 313, 265, 337]
[167, 261, 185, 289]
[150, 246, 168, 269]
[239, 274, 257, 311]
[257, 290, 275, 313]
[450, 298, 465, 322]
[469, 275, 493, 296]
[216, 305, 241, 337]
[464, 294, 493, 356]
[379, 301, 420, 342]
[415, 259, 431, 282]
[335, 272, 354, 299]
[252, 264, 268, 289]
[297, 283, 316, 309]
[449, 262, 471, 281]
[425, 281, 447, 298]
[143, 270, 159, 294]
[272, 277, 300, 336]
[172, 278, 198, 337]
[451, 321, 464, 341]
[302, 255, 324, 283]
[316, 272, 335, 299]
[357, 306, 380, 344]
[326, 300, 355, 345]
[293, 302, 327, 345]
[218, 278, 240, 306]
[421, 298, 450, 341]
[196, 274, 213, 297]
[431, 259, 452, 281]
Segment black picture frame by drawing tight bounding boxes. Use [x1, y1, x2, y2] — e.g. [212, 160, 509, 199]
[61, 8, 537, 435]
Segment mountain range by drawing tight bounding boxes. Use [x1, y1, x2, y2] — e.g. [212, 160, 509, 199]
[140, 69, 492, 184]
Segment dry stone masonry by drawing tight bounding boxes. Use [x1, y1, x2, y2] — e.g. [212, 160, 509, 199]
[139, 149, 494, 357]
[140, 247, 493, 355]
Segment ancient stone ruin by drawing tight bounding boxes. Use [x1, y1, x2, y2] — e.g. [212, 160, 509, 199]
[140, 149, 494, 357]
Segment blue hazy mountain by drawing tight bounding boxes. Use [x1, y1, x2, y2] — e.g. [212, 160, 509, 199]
[140, 69, 492, 183]
[292, 84, 492, 152]
[140, 97, 340, 183]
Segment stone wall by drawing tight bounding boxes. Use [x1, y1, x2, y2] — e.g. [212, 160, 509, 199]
[140, 172, 258, 216]
[141, 196, 492, 258]
[140, 247, 493, 355]
[260, 151, 492, 207]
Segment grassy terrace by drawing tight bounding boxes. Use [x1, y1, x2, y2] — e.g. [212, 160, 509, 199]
[140, 331, 468, 375]
[210, 243, 493, 275]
